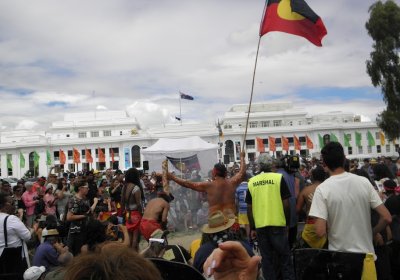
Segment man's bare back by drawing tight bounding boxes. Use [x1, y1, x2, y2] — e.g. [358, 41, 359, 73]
[142, 197, 169, 224]
[167, 152, 246, 217]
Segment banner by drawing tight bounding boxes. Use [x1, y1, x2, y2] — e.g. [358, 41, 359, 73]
[98, 148, 105, 163]
[124, 147, 130, 169]
[294, 135, 301, 151]
[269, 136, 276, 152]
[256, 137, 265, 153]
[20, 152, 25, 168]
[86, 149, 93, 163]
[167, 154, 201, 173]
[46, 150, 52, 166]
[33, 151, 40, 168]
[73, 148, 81, 164]
[306, 135, 314, 149]
[282, 136, 289, 151]
[59, 149, 66, 165]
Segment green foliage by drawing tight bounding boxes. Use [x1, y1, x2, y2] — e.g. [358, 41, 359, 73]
[366, 0, 400, 140]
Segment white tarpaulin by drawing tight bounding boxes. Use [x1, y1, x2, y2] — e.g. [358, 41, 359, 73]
[141, 136, 218, 176]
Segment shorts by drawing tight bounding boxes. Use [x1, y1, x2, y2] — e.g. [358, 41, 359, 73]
[140, 218, 161, 241]
[238, 213, 249, 225]
[125, 211, 142, 232]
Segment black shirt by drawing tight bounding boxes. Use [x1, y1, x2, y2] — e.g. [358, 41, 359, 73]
[385, 195, 400, 215]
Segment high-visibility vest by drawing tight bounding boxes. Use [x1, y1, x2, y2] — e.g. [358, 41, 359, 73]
[248, 172, 286, 228]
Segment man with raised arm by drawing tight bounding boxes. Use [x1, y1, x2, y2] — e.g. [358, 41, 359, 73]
[167, 152, 246, 218]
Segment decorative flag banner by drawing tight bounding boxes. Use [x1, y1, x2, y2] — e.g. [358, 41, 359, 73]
[256, 137, 265, 153]
[46, 150, 52, 166]
[167, 155, 201, 172]
[73, 148, 81, 164]
[59, 149, 66, 165]
[379, 132, 385, 146]
[355, 132, 362, 147]
[294, 135, 301, 151]
[86, 149, 93, 163]
[330, 133, 338, 143]
[7, 154, 13, 169]
[318, 134, 324, 148]
[179, 91, 194, 100]
[20, 152, 25, 168]
[306, 135, 314, 149]
[33, 151, 40, 168]
[269, 136, 276, 152]
[282, 136, 289, 151]
[111, 148, 115, 163]
[367, 131, 376, 146]
[344, 133, 351, 147]
[98, 148, 106, 163]
[260, 0, 327, 46]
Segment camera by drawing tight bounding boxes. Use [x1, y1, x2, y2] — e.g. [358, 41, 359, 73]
[280, 155, 300, 173]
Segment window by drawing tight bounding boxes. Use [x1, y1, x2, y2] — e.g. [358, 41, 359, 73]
[275, 137, 282, 147]
[377, 145, 381, 153]
[299, 136, 306, 144]
[298, 121, 302, 125]
[68, 150, 73, 160]
[273, 120, 282, 127]
[224, 124, 232, 129]
[348, 147, 353, 155]
[78, 132, 87, 138]
[68, 164, 75, 172]
[81, 149, 86, 159]
[358, 146, 363, 154]
[246, 139, 255, 149]
[287, 137, 294, 144]
[120, 131, 123, 136]
[103, 130, 111, 137]
[53, 151, 59, 161]
[288, 121, 293, 126]
[386, 145, 390, 153]
[249, 122, 258, 128]
[91, 131, 99, 137]
[261, 121, 270, 127]
[367, 146, 372, 153]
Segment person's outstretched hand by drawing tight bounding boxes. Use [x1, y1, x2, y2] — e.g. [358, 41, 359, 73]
[203, 241, 261, 280]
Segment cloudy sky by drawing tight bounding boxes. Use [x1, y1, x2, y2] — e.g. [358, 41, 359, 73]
[0, 0, 390, 131]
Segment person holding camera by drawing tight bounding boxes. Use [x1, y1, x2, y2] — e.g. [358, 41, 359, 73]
[22, 181, 41, 228]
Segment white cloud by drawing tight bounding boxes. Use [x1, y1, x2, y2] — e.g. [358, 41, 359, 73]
[0, 0, 387, 130]
[16, 119, 39, 130]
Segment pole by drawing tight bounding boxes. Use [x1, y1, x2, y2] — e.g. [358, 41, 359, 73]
[242, 36, 262, 152]
[179, 92, 182, 125]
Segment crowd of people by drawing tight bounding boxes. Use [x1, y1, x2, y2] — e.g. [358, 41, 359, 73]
[0, 144, 399, 279]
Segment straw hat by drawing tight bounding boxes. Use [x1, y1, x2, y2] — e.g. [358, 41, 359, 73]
[42, 228, 59, 237]
[201, 211, 235, 234]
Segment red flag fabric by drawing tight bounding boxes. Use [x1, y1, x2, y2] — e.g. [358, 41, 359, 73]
[86, 149, 93, 163]
[59, 149, 66, 165]
[256, 137, 265, 153]
[73, 148, 81, 164]
[306, 135, 314, 149]
[111, 148, 115, 163]
[269, 136, 276, 152]
[294, 135, 301, 151]
[98, 148, 106, 163]
[282, 136, 289, 151]
[260, 0, 327, 46]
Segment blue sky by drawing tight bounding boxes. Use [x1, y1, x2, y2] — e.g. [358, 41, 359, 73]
[0, 0, 390, 130]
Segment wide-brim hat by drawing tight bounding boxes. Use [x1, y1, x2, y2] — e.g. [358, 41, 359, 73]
[42, 228, 59, 237]
[201, 211, 235, 234]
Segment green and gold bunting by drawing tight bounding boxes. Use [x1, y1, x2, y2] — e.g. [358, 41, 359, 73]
[6, 154, 13, 169]
[20, 152, 25, 168]
[355, 131, 362, 147]
[367, 131, 375, 146]
[318, 134, 324, 148]
[46, 150, 52, 166]
[330, 133, 338, 143]
[33, 151, 40, 168]
[344, 133, 351, 147]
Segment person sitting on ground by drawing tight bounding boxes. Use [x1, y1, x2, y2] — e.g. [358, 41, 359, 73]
[167, 152, 246, 218]
[193, 211, 254, 274]
[32, 229, 72, 272]
[64, 243, 162, 280]
[140, 192, 173, 241]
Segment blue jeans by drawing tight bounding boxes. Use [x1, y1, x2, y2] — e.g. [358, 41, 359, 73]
[256, 226, 295, 280]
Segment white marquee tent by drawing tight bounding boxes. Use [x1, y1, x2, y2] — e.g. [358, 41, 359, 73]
[141, 136, 218, 176]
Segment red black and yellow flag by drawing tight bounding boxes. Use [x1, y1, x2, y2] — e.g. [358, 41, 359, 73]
[260, 0, 327, 46]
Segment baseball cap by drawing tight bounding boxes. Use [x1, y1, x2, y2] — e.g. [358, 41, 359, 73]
[23, 266, 45, 280]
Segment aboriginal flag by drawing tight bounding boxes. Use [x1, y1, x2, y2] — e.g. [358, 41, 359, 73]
[167, 154, 201, 173]
[260, 0, 327, 46]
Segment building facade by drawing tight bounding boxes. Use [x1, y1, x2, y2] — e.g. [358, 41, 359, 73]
[0, 102, 398, 178]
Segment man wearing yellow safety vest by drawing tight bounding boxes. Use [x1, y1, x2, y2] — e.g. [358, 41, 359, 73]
[246, 153, 295, 280]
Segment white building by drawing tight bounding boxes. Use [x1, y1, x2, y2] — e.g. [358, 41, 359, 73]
[0, 102, 397, 178]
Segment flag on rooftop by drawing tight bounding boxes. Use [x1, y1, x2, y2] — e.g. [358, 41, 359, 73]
[73, 148, 81, 164]
[367, 131, 375, 146]
[86, 149, 93, 163]
[269, 136, 276, 152]
[175, 116, 181, 121]
[260, 0, 327, 46]
[180, 92, 194, 100]
[294, 135, 301, 151]
[355, 132, 362, 147]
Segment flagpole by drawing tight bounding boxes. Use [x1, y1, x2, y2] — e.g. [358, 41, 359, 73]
[242, 36, 262, 151]
[179, 92, 182, 126]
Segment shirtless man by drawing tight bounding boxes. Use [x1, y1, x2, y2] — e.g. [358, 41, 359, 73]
[139, 192, 173, 241]
[167, 152, 246, 218]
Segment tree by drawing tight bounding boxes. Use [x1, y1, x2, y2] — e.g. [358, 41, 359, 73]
[366, 0, 400, 140]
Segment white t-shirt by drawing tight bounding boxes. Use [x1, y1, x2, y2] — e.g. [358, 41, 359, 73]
[309, 172, 382, 256]
[0, 213, 31, 257]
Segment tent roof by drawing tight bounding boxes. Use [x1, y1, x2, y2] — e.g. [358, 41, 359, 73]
[142, 136, 218, 154]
